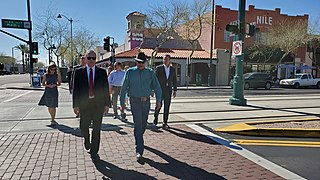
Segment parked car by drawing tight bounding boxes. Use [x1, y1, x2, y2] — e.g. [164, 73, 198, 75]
[279, 73, 320, 89]
[230, 72, 273, 90]
[0, 70, 12, 75]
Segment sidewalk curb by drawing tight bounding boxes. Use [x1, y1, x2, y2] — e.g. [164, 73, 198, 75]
[215, 118, 320, 138]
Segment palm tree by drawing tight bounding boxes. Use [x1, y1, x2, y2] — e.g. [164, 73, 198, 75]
[15, 44, 29, 73]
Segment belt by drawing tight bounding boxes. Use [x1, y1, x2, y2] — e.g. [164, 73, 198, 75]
[131, 96, 150, 101]
[112, 86, 122, 88]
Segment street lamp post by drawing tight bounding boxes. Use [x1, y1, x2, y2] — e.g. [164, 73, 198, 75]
[229, 0, 247, 106]
[57, 14, 73, 66]
[48, 44, 56, 65]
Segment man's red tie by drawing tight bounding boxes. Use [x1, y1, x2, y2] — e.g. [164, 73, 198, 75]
[89, 68, 94, 97]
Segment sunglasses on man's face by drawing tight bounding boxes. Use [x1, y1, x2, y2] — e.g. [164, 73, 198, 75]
[137, 61, 144, 64]
[87, 57, 96, 60]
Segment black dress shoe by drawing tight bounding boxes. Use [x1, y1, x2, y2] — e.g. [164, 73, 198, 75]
[162, 123, 169, 129]
[91, 153, 100, 162]
[153, 117, 158, 125]
[84, 139, 91, 150]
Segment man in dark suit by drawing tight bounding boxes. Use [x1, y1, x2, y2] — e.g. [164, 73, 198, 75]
[154, 54, 177, 129]
[72, 50, 110, 162]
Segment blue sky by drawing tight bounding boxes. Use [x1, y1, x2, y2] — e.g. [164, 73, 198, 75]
[1, 0, 319, 64]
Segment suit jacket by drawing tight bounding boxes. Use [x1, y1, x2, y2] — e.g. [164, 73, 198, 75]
[72, 66, 110, 109]
[155, 65, 177, 94]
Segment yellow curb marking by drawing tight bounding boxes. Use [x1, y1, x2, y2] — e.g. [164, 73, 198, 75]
[233, 139, 320, 148]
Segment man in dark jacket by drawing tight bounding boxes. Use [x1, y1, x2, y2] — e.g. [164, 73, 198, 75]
[72, 50, 110, 162]
[154, 54, 177, 129]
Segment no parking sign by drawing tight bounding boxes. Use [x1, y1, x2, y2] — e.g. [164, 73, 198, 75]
[232, 40, 242, 56]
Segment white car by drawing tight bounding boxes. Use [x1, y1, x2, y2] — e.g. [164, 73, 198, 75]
[279, 73, 320, 89]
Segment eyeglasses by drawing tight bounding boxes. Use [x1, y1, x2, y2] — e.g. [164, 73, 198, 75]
[87, 57, 96, 60]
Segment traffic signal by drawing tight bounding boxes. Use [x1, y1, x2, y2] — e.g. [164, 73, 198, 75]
[31, 42, 38, 55]
[246, 24, 255, 36]
[103, 36, 110, 52]
[31, 58, 38, 63]
[226, 24, 238, 34]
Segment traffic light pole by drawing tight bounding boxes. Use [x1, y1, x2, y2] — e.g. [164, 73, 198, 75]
[27, 0, 33, 75]
[229, 0, 247, 106]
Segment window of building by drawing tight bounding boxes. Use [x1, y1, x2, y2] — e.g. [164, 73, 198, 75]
[254, 31, 262, 43]
[224, 30, 230, 42]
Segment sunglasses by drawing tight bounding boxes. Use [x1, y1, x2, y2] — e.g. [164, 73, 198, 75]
[51, 68, 56, 71]
[87, 57, 96, 60]
[137, 61, 144, 64]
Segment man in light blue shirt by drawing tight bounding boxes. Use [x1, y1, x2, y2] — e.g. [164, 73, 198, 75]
[108, 62, 125, 119]
[120, 52, 161, 162]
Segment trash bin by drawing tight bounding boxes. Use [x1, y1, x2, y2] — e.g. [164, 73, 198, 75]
[32, 75, 41, 87]
[59, 67, 68, 83]
[196, 73, 202, 86]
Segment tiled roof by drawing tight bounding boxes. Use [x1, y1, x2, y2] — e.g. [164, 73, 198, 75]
[115, 48, 215, 59]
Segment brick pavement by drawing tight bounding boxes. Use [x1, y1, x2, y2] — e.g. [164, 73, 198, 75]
[0, 125, 283, 179]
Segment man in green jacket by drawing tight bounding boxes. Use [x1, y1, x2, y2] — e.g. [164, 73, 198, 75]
[120, 52, 161, 161]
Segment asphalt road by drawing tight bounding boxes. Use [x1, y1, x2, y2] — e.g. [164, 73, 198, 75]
[208, 131, 320, 180]
[178, 87, 320, 97]
[0, 74, 30, 86]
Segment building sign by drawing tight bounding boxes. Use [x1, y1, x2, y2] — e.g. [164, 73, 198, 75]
[232, 41, 242, 56]
[130, 32, 143, 41]
[229, 16, 273, 27]
[256, 16, 272, 25]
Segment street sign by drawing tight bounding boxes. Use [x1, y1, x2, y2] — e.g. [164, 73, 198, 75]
[232, 40, 242, 56]
[1, 19, 31, 29]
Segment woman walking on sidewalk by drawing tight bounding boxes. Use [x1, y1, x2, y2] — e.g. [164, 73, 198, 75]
[38, 62, 62, 126]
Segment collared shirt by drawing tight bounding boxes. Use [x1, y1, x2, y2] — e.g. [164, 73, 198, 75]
[120, 66, 162, 106]
[108, 69, 125, 87]
[164, 64, 170, 79]
[86, 65, 96, 84]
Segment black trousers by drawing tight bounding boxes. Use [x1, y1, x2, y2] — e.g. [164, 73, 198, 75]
[80, 99, 104, 154]
[154, 89, 172, 124]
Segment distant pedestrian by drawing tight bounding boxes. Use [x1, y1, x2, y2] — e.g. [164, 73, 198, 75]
[120, 52, 161, 161]
[68, 56, 86, 95]
[66, 66, 73, 94]
[107, 65, 114, 108]
[154, 54, 177, 129]
[38, 62, 62, 126]
[124, 65, 130, 107]
[108, 62, 125, 119]
[72, 50, 110, 162]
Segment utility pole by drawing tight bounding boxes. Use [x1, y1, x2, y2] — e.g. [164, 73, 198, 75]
[208, 0, 215, 86]
[229, 0, 247, 106]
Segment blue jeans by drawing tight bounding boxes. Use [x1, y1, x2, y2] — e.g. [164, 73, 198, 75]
[130, 97, 150, 155]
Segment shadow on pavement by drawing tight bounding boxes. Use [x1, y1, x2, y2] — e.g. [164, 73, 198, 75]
[164, 126, 220, 145]
[48, 123, 129, 136]
[94, 160, 156, 180]
[247, 104, 320, 118]
[144, 146, 226, 180]
[47, 124, 82, 137]
[101, 124, 128, 135]
[198, 124, 243, 150]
